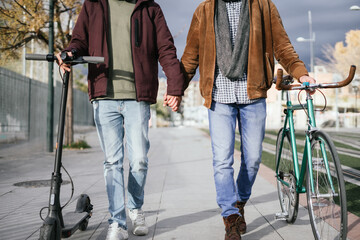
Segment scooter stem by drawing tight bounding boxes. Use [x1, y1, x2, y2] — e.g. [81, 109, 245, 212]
[54, 71, 70, 174]
[39, 71, 70, 239]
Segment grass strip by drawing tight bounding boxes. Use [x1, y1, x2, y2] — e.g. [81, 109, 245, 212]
[63, 139, 91, 149]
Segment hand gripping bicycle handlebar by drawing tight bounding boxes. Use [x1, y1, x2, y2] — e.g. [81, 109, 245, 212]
[25, 53, 104, 65]
[275, 65, 357, 91]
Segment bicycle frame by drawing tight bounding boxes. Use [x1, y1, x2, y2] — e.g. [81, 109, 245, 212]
[275, 89, 336, 195]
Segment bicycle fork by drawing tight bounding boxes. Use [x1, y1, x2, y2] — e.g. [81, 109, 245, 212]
[305, 95, 337, 200]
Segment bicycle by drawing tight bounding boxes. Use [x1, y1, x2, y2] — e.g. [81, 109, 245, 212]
[273, 65, 356, 240]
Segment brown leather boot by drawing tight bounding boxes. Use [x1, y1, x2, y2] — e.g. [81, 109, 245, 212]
[235, 201, 247, 234]
[223, 214, 242, 240]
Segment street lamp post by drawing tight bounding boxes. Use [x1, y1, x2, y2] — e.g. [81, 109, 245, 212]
[47, 0, 55, 152]
[352, 77, 360, 127]
[349, 3, 359, 126]
[296, 11, 316, 73]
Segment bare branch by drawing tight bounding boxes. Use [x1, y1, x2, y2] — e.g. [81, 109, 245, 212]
[0, 34, 35, 51]
[0, 7, 27, 26]
[13, 0, 33, 17]
[35, 0, 41, 12]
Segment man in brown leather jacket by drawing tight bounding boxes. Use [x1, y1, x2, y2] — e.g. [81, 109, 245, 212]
[180, 0, 315, 239]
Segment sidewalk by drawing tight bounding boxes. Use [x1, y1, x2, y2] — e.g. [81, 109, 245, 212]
[0, 127, 355, 239]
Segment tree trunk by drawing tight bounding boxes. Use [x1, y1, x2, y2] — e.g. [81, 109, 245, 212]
[65, 69, 74, 146]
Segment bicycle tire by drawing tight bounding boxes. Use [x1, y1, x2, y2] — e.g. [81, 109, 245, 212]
[275, 128, 299, 223]
[306, 130, 347, 240]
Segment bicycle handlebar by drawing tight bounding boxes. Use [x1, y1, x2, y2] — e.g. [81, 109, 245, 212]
[275, 65, 357, 91]
[25, 53, 105, 64]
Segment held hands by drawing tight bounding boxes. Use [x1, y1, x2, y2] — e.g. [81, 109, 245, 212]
[163, 93, 182, 112]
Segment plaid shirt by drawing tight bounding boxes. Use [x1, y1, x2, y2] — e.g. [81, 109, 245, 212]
[212, 1, 256, 104]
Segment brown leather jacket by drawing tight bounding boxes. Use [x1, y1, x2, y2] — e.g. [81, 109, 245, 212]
[66, 0, 185, 103]
[181, 0, 308, 108]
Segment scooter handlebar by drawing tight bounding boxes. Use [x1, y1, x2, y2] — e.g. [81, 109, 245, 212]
[80, 56, 105, 64]
[25, 54, 56, 61]
[25, 53, 105, 64]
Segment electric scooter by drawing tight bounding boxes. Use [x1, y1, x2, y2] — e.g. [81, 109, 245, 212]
[25, 53, 104, 239]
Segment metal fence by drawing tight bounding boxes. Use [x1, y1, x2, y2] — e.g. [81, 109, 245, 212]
[0, 67, 94, 146]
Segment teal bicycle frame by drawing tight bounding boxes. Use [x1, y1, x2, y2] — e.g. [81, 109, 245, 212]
[275, 86, 336, 196]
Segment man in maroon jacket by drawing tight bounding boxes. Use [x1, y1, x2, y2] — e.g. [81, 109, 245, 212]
[57, 0, 184, 239]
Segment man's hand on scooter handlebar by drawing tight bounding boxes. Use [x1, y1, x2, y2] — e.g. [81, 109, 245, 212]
[56, 51, 73, 73]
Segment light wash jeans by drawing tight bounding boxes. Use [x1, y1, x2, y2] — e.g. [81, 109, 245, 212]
[92, 100, 150, 229]
[208, 99, 266, 217]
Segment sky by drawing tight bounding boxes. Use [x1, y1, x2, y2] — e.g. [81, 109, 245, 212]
[156, 0, 360, 76]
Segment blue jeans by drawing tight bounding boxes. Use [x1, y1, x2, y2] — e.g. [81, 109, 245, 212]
[208, 99, 266, 217]
[92, 100, 150, 229]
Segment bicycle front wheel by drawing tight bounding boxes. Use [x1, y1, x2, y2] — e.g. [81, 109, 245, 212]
[306, 130, 347, 240]
[275, 128, 299, 223]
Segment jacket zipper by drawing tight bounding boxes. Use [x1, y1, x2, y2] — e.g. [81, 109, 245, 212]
[134, 19, 140, 47]
[130, 4, 140, 101]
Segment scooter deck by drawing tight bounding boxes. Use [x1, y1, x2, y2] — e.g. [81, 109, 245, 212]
[62, 212, 90, 238]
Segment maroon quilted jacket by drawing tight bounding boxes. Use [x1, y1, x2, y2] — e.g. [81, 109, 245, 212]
[66, 0, 185, 103]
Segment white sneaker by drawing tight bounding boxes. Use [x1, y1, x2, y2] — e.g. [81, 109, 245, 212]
[128, 208, 149, 236]
[105, 222, 128, 240]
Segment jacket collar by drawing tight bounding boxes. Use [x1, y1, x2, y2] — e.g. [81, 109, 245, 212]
[100, 0, 151, 11]
[99, 0, 151, 24]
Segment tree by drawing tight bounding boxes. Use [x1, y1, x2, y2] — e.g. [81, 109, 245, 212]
[318, 30, 360, 77]
[0, 0, 82, 62]
[0, 0, 83, 146]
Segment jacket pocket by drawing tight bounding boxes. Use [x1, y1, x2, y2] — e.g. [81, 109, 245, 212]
[265, 53, 274, 88]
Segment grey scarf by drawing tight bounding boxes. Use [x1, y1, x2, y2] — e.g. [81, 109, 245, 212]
[215, 0, 249, 79]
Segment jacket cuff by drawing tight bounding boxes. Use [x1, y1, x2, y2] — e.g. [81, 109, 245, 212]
[291, 66, 309, 82]
[166, 88, 184, 96]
